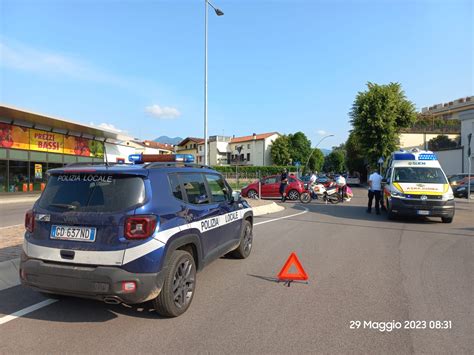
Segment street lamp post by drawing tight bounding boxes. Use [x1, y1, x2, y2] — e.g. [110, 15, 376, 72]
[204, 0, 224, 166]
[304, 134, 334, 172]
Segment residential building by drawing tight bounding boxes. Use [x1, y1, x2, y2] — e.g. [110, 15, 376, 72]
[175, 137, 203, 162]
[229, 132, 280, 166]
[404, 96, 474, 175]
[196, 132, 280, 166]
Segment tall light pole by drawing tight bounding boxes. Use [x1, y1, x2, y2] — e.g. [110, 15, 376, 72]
[204, 0, 224, 166]
[304, 134, 334, 171]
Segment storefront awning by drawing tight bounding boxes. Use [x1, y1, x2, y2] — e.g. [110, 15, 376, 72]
[0, 105, 132, 142]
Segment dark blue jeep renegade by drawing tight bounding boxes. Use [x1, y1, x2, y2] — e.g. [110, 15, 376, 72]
[20, 160, 253, 317]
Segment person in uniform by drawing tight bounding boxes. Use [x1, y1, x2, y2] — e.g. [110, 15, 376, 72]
[280, 169, 289, 202]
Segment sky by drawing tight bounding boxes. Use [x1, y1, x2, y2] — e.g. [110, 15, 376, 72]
[1, 0, 473, 150]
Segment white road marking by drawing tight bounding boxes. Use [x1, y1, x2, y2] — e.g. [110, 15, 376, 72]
[0, 299, 57, 326]
[0, 207, 306, 326]
[254, 207, 308, 226]
[0, 224, 23, 230]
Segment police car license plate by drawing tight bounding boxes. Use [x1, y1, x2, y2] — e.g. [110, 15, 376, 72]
[417, 210, 430, 216]
[50, 225, 96, 242]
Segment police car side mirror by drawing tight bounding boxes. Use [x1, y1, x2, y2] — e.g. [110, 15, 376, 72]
[231, 191, 241, 202]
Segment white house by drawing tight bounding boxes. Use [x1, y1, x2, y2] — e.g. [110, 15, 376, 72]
[196, 132, 281, 166]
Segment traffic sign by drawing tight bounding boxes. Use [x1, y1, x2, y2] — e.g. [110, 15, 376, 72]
[277, 252, 308, 281]
[378, 157, 384, 164]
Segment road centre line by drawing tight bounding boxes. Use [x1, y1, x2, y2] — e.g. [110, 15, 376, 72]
[254, 207, 308, 226]
[0, 207, 308, 326]
[0, 299, 57, 326]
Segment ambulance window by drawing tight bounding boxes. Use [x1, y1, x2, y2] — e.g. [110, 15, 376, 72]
[179, 173, 209, 204]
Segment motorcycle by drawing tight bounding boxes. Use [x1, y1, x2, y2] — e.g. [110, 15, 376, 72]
[300, 182, 353, 204]
[300, 183, 340, 204]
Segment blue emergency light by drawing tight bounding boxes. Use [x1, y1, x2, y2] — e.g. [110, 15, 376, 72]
[393, 153, 416, 160]
[128, 153, 195, 164]
[418, 153, 437, 161]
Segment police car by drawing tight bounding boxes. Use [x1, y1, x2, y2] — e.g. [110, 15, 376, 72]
[383, 149, 455, 223]
[20, 154, 253, 317]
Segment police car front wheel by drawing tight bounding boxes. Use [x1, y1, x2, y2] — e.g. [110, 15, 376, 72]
[153, 250, 196, 317]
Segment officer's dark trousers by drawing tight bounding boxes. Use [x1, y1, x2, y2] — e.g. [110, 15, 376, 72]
[368, 190, 382, 212]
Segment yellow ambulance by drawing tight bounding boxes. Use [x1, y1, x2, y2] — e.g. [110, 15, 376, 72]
[383, 149, 455, 223]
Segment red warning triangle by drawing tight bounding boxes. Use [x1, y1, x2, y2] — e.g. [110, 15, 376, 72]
[277, 252, 308, 281]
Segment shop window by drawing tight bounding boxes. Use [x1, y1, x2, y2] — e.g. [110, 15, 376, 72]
[8, 160, 28, 192]
[0, 160, 7, 193]
[0, 148, 7, 159]
[30, 162, 47, 192]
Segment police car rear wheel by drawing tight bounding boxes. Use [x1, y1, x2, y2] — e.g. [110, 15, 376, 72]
[230, 220, 253, 259]
[154, 250, 196, 317]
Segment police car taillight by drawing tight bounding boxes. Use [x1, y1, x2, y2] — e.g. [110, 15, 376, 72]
[125, 215, 157, 239]
[25, 210, 34, 233]
[128, 153, 194, 164]
[121, 281, 136, 293]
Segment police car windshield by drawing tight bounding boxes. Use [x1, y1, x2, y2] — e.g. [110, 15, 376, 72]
[393, 167, 447, 184]
[39, 174, 145, 212]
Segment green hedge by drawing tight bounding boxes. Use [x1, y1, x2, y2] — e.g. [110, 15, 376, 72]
[211, 165, 297, 175]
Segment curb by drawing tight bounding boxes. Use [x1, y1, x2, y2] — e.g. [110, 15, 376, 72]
[0, 258, 20, 291]
[251, 202, 285, 217]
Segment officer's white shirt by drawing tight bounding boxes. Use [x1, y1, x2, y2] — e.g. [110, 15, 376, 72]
[309, 174, 317, 184]
[369, 173, 382, 191]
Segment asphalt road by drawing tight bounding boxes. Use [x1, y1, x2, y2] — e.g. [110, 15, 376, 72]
[0, 201, 37, 228]
[1, 188, 473, 353]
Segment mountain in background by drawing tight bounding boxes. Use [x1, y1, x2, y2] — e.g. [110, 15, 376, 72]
[153, 136, 183, 145]
[320, 148, 331, 156]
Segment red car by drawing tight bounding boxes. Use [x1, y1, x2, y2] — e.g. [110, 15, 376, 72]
[241, 174, 305, 200]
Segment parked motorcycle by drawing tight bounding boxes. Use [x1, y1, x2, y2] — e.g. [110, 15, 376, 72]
[300, 183, 353, 204]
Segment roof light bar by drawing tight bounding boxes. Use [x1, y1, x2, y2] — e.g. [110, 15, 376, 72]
[128, 154, 195, 164]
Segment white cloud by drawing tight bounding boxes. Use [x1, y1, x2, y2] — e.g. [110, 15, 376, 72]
[317, 130, 328, 136]
[0, 38, 123, 85]
[145, 104, 181, 119]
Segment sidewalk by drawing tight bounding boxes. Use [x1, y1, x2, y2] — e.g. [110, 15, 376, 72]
[0, 192, 41, 205]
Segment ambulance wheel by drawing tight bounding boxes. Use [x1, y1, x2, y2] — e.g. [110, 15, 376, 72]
[230, 220, 253, 259]
[154, 250, 196, 317]
[441, 217, 453, 223]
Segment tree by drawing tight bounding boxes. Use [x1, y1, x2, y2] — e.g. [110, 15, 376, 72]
[288, 132, 312, 164]
[270, 135, 291, 165]
[350, 82, 416, 167]
[323, 150, 346, 173]
[428, 135, 459, 151]
[345, 131, 366, 176]
[307, 148, 324, 172]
